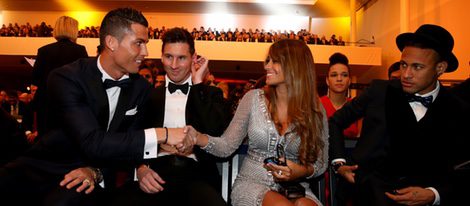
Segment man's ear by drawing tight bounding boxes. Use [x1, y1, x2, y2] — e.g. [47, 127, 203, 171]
[105, 35, 118, 52]
[436, 61, 448, 76]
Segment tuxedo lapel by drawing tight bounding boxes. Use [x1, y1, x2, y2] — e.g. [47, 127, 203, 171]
[83, 59, 109, 129]
[108, 83, 133, 132]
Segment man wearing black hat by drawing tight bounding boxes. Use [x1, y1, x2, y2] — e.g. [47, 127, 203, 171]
[329, 24, 469, 206]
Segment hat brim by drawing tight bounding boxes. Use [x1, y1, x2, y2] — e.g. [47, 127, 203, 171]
[396, 33, 458, 73]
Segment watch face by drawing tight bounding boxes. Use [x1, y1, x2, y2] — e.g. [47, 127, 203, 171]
[333, 162, 344, 173]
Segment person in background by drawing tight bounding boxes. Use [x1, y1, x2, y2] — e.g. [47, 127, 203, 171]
[205, 73, 217, 87]
[189, 39, 329, 206]
[216, 81, 230, 100]
[253, 75, 267, 89]
[329, 24, 469, 206]
[388, 61, 401, 80]
[32, 15, 88, 138]
[0, 90, 7, 107]
[155, 74, 166, 87]
[0, 8, 192, 205]
[321, 52, 359, 138]
[138, 66, 155, 86]
[320, 52, 359, 206]
[25, 84, 38, 143]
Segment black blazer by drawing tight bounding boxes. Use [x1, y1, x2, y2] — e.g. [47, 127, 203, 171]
[329, 79, 469, 205]
[32, 39, 88, 134]
[18, 58, 152, 177]
[142, 83, 231, 187]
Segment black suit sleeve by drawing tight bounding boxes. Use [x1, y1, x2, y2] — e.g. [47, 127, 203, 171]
[329, 80, 383, 163]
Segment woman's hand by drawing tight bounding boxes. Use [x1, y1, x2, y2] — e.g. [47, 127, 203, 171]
[264, 159, 313, 182]
[264, 158, 296, 182]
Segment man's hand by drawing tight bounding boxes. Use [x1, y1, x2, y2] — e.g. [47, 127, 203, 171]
[191, 54, 209, 84]
[136, 165, 165, 194]
[60, 167, 96, 194]
[337, 164, 358, 183]
[385, 186, 435, 206]
[26, 131, 38, 144]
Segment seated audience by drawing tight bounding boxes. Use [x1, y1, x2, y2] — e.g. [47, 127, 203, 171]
[388, 61, 401, 80]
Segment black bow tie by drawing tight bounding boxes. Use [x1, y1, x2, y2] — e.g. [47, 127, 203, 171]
[406, 94, 433, 108]
[168, 82, 189, 94]
[103, 78, 131, 89]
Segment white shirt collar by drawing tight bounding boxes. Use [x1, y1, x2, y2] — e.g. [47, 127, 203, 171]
[97, 55, 129, 82]
[414, 80, 440, 103]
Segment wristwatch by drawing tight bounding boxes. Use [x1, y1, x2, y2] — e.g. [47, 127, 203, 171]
[332, 162, 345, 174]
[89, 167, 103, 183]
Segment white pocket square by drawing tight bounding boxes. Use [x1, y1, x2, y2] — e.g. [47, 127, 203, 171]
[125, 106, 138, 116]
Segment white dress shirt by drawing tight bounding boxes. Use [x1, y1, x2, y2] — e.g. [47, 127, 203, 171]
[97, 56, 158, 160]
[158, 75, 197, 161]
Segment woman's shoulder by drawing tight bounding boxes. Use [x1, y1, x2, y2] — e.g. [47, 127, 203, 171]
[243, 89, 262, 99]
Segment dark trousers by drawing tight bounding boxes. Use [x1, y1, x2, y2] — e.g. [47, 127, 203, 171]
[0, 162, 102, 206]
[346, 171, 414, 206]
[111, 155, 226, 206]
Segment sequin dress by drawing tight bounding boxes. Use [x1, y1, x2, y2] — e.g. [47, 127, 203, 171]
[203, 89, 329, 206]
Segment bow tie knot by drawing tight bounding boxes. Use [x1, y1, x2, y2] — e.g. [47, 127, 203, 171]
[103, 78, 131, 89]
[406, 94, 433, 108]
[168, 82, 189, 94]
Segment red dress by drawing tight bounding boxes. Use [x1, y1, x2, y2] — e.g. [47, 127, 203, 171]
[320, 96, 358, 138]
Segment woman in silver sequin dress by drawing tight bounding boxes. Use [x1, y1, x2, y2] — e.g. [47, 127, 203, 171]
[190, 39, 329, 206]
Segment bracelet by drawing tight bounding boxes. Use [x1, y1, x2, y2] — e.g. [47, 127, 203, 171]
[164, 127, 168, 144]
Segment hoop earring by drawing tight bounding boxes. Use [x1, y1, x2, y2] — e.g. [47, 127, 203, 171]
[347, 88, 351, 98]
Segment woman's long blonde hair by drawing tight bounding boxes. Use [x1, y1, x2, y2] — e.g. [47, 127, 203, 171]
[266, 39, 324, 165]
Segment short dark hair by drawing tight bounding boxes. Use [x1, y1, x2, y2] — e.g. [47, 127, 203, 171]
[328, 52, 350, 72]
[99, 7, 148, 48]
[161, 27, 195, 55]
[388, 61, 401, 78]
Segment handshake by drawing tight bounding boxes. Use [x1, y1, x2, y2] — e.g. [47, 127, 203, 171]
[157, 126, 202, 155]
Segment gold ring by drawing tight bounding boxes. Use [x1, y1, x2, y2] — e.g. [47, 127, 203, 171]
[83, 179, 91, 185]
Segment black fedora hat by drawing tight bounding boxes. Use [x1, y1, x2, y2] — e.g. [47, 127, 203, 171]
[396, 24, 459, 72]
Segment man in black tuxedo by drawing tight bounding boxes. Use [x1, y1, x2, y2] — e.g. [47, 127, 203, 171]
[0, 8, 192, 205]
[330, 24, 469, 206]
[114, 28, 230, 206]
